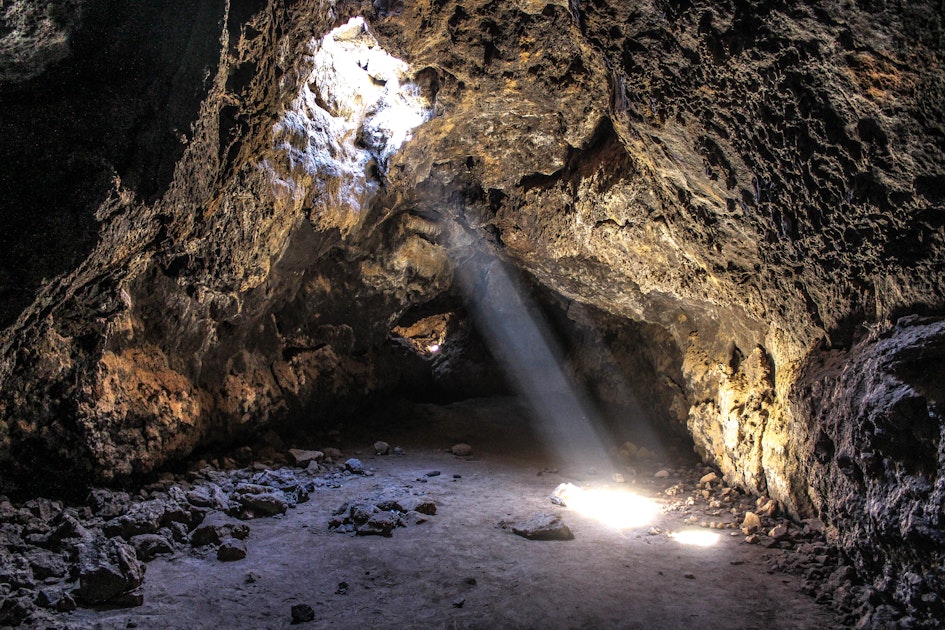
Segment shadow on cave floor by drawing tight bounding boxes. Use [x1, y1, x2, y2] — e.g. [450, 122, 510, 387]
[61, 396, 840, 630]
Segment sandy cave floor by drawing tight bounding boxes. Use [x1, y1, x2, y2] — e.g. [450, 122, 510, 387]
[65, 398, 841, 629]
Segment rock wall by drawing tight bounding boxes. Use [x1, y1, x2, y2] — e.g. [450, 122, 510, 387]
[0, 0, 943, 618]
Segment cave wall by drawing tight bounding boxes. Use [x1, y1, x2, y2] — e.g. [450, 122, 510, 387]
[0, 0, 943, 616]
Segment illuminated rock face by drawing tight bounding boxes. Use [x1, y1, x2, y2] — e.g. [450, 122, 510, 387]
[0, 0, 942, 615]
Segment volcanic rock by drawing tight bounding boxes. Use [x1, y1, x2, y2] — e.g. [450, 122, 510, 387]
[510, 514, 574, 541]
[217, 539, 247, 562]
[191, 512, 250, 547]
[291, 603, 316, 624]
[288, 449, 324, 467]
[74, 536, 145, 605]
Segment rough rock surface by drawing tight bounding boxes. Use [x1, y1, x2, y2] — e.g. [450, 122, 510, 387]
[0, 0, 943, 621]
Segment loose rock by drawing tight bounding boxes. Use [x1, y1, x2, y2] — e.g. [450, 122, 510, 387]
[290, 603, 316, 624]
[74, 536, 145, 605]
[217, 539, 247, 561]
[510, 513, 574, 541]
[288, 449, 323, 467]
[450, 443, 473, 456]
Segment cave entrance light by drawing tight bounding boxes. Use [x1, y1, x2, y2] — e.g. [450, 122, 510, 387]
[445, 224, 659, 529]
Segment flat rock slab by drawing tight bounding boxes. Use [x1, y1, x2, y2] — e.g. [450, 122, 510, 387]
[511, 513, 574, 541]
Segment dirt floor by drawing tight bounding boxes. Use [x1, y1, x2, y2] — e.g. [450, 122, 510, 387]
[64, 398, 841, 629]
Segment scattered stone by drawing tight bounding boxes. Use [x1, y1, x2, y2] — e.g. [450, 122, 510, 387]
[802, 518, 825, 534]
[510, 513, 574, 541]
[424, 470, 441, 477]
[756, 497, 779, 517]
[217, 539, 247, 561]
[684, 572, 695, 579]
[464, 577, 477, 586]
[612, 473, 626, 483]
[245, 571, 260, 584]
[322, 448, 343, 462]
[745, 534, 760, 544]
[392, 447, 406, 456]
[452, 596, 466, 608]
[236, 492, 288, 517]
[290, 603, 316, 624]
[335, 581, 349, 595]
[35, 587, 76, 612]
[399, 510, 429, 526]
[74, 536, 145, 605]
[373, 441, 390, 455]
[699, 472, 719, 485]
[128, 534, 173, 561]
[398, 496, 437, 515]
[769, 524, 789, 540]
[357, 511, 399, 537]
[288, 449, 323, 467]
[741, 511, 762, 534]
[654, 469, 670, 479]
[344, 458, 365, 474]
[450, 443, 473, 456]
[191, 512, 250, 546]
[636, 447, 655, 460]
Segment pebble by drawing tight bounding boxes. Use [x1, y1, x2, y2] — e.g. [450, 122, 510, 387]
[344, 459, 365, 474]
[654, 470, 670, 479]
[373, 441, 390, 455]
[452, 596, 466, 608]
[290, 603, 316, 624]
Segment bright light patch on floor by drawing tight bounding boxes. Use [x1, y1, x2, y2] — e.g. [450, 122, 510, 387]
[427, 344, 440, 353]
[555, 483, 660, 530]
[670, 530, 721, 547]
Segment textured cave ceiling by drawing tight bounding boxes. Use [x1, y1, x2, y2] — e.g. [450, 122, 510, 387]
[0, 0, 943, 620]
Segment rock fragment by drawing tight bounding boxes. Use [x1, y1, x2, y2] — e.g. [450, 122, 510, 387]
[191, 512, 250, 546]
[217, 539, 247, 561]
[74, 536, 145, 605]
[510, 513, 574, 541]
[769, 524, 789, 540]
[699, 472, 719, 485]
[344, 458, 365, 474]
[290, 603, 316, 624]
[741, 511, 762, 534]
[288, 449, 324, 467]
[450, 443, 473, 456]
[373, 441, 390, 455]
[654, 469, 670, 479]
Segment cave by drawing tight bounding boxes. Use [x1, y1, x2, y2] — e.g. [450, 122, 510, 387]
[0, 0, 943, 627]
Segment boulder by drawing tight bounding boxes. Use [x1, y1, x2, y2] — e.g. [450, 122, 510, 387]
[74, 536, 145, 605]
